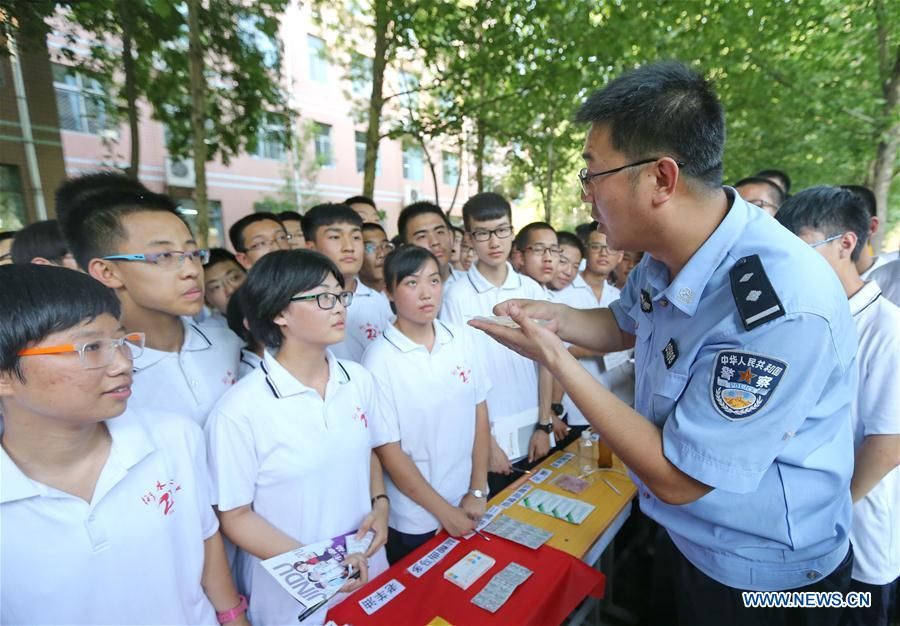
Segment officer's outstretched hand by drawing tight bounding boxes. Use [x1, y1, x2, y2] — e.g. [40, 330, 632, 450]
[469, 300, 566, 368]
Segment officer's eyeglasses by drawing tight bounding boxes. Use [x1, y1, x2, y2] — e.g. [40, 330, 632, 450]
[18, 332, 146, 369]
[290, 291, 354, 310]
[364, 241, 396, 255]
[245, 233, 291, 252]
[578, 157, 685, 195]
[525, 244, 561, 257]
[102, 249, 209, 270]
[808, 234, 843, 248]
[469, 225, 513, 242]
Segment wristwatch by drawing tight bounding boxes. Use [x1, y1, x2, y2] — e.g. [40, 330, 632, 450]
[535, 421, 553, 434]
[551, 403, 565, 417]
[468, 487, 489, 499]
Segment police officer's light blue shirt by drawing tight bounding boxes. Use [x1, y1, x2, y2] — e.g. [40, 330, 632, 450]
[609, 190, 856, 591]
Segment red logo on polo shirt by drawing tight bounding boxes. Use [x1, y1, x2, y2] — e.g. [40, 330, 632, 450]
[353, 406, 368, 428]
[222, 369, 237, 386]
[452, 366, 471, 384]
[141, 479, 182, 516]
[360, 323, 381, 341]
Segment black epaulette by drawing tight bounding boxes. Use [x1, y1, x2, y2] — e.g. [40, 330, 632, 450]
[729, 255, 785, 331]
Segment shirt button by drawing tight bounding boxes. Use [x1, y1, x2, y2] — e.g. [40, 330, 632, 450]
[88, 514, 95, 522]
[660, 299, 669, 307]
[190, 380, 199, 388]
[806, 571, 819, 580]
[643, 492, 651, 499]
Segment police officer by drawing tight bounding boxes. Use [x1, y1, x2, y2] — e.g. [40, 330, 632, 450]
[471, 61, 856, 626]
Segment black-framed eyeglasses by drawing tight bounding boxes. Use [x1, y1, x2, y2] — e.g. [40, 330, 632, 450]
[578, 157, 685, 195]
[587, 243, 619, 254]
[525, 244, 561, 257]
[290, 291, 353, 310]
[469, 225, 514, 242]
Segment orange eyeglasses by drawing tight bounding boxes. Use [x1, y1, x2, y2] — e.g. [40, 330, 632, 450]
[18, 332, 145, 369]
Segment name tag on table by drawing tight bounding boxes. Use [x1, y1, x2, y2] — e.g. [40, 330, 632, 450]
[407, 537, 460, 578]
[358, 579, 406, 615]
[550, 452, 575, 469]
[529, 468, 553, 484]
[499, 483, 532, 509]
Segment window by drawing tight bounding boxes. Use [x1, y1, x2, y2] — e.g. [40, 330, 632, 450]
[398, 71, 419, 109]
[442, 151, 459, 186]
[254, 116, 288, 160]
[52, 63, 109, 134]
[175, 198, 224, 248]
[355, 131, 381, 176]
[314, 123, 333, 167]
[0, 165, 27, 230]
[350, 53, 373, 97]
[308, 35, 327, 83]
[402, 141, 423, 181]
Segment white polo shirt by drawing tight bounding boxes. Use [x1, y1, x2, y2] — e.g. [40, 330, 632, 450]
[860, 254, 889, 281]
[331, 280, 394, 362]
[130, 318, 242, 427]
[1, 409, 218, 625]
[362, 320, 491, 534]
[205, 350, 388, 626]
[442, 262, 546, 461]
[847, 280, 900, 585]
[238, 348, 262, 380]
[554, 275, 633, 422]
[868, 259, 899, 307]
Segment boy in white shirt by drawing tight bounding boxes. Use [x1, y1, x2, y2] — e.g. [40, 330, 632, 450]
[0, 265, 247, 626]
[778, 186, 900, 626]
[511, 222, 560, 288]
[443, 192, 554, 493]
[360, 222, 394, 294]
[397, 201, 460, 285]
[58, 176, 242, 426]
[303, 203, 394, 361]
[228, 212, 291, 270]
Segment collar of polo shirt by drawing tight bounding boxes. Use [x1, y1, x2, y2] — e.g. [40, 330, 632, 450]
[466, 261, 523, 294]
[132, 318, 213, 371]
[849, 280, 883, 317]
[259, 349, 350, 399]
[381, 320, 455, 354]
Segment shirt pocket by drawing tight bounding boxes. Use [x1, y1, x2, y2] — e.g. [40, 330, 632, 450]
[651, 370, 689, 422]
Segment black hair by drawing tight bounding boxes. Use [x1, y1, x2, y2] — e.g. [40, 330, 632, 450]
[362, 222, 387, 236]
[557, 231, 585, 259]
[775, 185, 869, 262]
[54, 171, 149, 224]
[226, 284, 251, 343]
[461, 192, 512, 231]
[204, 247, 241, 270]
[278, 210, 303, 223]
[451, 225, 464, 235]
[839, 185, 877, 220]
[513, 222, 556, 251]
[0, 231, 17, 243]
[344, 195, 376, 210]
[575, 61, 725, 188]
[382, 245, 440, 315]
[228, 212, 285, 252]
[755, 169, 792, 195]
[57, 179, 182, 271]
[11, 220, 70, 265]
[574, 222, 597, 245]
[241, 249, 345, 349]
[734, 176, 786, 205]
[397, 201, 451, 243]
[301, 203, 362, 242]
[0, 264, 121, 381]
[390, 234, 403, 248]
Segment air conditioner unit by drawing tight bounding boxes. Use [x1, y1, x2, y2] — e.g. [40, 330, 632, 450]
[404, 186, 420, 206]
[165, 157, 196, 188]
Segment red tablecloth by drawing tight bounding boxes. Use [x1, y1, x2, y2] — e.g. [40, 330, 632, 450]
[326, 531, 605, 625]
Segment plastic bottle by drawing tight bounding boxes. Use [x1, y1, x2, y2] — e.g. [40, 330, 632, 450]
[578, 430, 599, 475]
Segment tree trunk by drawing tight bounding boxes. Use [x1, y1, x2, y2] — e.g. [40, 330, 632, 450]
[447, 145, 464, 216]
[418, 135, 439, 207]
[544, 139, 554, 223]
[187, 0, 209, 246]
[363, 0, 389, 199]
[475, 115, 485, 191]
[119, 0, 140, 179]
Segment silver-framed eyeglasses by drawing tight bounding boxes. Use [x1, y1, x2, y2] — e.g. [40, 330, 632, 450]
[17, 332, 146, 369]
[364, 241, 396, 255]
[809, 234, 842, 248]
[290, 291, 354, 310]
[102, 249, 209, 270]
[245, 233, 291, 252]
[206, 269, 245, 293]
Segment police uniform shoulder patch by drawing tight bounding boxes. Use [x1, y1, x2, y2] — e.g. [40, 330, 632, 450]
[711, 350, 788, 420]
[729, 255, 785, 331]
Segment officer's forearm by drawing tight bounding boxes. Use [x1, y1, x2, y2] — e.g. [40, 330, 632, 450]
[850, 434, 900, 503]
[559, 307, 634, 354]
[547, 345, 712, 505]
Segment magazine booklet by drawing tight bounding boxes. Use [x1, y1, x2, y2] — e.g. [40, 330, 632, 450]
[261, 531, 373, 620]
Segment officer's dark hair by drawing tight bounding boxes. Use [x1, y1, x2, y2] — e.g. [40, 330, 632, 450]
[557, 231, 585, 259]
[228, 212, 286, 253]
[0, 231, 17, 243]
[0, 264, 121, 382]
[301, 203, 362, 242]
[54, 171, 149, 223]
[203, 247, 240, 271]
[58, 180, 182, 271]
[775, 186, 870, 262]
[397, 201, 451, 243]
[277, 210, 303, 223]
[344, 195, 377, 210]
[11, 220, 71, 265]
[839, 185, 877, 220]
[362, 222, 387, 237]
[734, 176, 786, 206]
[574, 222, 597, 245]
[513, 222, 557, 252]
[462, 192, 512, 231]
[575, 61, 725, 189]
[383, 245, 440, 315]
[755, 169, 792, 195]
[240, 249, 344, 349]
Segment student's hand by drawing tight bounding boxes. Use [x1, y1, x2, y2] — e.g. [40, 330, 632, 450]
[339, 553, 369, 593]
[469, 301, 567, 369]
[460, 494, 487, 522]
[551, 414, 570, 441]
[438, 504, 477, 537]
[528, 430, 551, 463]
[358, 500, 389, 558]
[489, 439, 513, 474]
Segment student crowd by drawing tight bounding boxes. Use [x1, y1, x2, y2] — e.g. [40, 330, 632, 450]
[0, 61, 897, 626]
